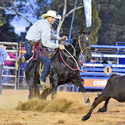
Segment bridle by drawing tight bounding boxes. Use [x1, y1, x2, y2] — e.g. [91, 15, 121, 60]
[78, 33, 91, 54]
[62, 33, 91, 58]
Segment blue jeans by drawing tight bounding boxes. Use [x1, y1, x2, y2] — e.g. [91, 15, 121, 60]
[24, 41, 51, 82]
[23, 41, 33, 60]
[36, 50, 51, 82]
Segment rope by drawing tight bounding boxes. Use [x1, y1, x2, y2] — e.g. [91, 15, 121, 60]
[32, 42, 45, 60]
[59, 48, 84, 72]
[62, 42, 76, 57]
[59, 34, 89, 72]
[64, 49, 82, 71]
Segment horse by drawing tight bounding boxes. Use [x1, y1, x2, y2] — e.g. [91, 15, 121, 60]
[25, 30, 92, 104]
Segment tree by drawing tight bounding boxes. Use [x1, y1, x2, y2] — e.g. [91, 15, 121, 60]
[0, 0, 27, 42]
[94, 0, 125, 45]
[0, 10, 18, 42]
[0, 0, 101, 44]
[0, 10, 6, 26]
[50, 0, 101, 44]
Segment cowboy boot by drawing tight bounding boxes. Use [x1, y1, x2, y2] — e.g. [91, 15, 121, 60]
[16, 56, 25, 70]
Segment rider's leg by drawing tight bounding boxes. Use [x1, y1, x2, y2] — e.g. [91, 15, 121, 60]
[37, 50, 51, 87]
[16, 41, 33, 70]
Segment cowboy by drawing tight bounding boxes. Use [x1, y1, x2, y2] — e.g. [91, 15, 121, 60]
[16, 10, 68, 87]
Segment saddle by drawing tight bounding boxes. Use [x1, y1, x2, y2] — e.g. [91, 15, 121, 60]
[45, 49, 55, 59]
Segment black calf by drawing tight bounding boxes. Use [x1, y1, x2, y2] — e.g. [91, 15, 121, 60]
[82, 74, 125, 121]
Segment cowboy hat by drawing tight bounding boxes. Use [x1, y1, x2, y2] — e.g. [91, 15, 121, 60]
[41, 10, 61, 20]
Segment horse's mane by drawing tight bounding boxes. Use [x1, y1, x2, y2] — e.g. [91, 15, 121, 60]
[71, 29, 91, 42]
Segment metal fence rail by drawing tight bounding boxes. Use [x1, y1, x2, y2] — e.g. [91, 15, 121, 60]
[0, 42, 18, 89]
[1, 42, 125, 91]
[81, 44, 125, 90]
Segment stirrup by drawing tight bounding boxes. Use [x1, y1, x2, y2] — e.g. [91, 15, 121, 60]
[42, 84, 46, 90]
[40, 81, 46, 89]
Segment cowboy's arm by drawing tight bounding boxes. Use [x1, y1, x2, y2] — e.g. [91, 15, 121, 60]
[51, 28, 68, 41]
[51, 34, 67, 41]
[51, 30, 67, 41]
[51, 34, 60, 40]
[41, 28, 65, 50]
[41, 27, 59, 49]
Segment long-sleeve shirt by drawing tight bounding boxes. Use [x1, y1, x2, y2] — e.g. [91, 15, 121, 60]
[26, 19, 60, 49]
[0, 46, 8, 64]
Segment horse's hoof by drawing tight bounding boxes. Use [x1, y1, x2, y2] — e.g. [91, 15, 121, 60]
[28, 95, 33, 100]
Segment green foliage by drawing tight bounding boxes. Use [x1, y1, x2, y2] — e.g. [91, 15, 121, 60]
[0, 9, 18, 42]
[0, 10, 6, 27]
[90, 6, 101, 44]
[50, 0, 101, 45]
[0, 0, 20, 41]
[94, 0, 125, 45]
[0, 21, 18, 42]
[1, 0, 125, 45]
[0, 0, 102, 43]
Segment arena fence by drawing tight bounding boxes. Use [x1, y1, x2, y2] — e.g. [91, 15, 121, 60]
[0, 42, 18, 89]
[0, 41, 27, 90]
[80, 43, 125, 90]
[1, 41, 125, 91]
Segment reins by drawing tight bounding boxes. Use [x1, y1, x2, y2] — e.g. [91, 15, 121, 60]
[78, 34, 88, 53]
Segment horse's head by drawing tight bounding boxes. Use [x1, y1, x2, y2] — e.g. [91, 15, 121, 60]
[75, 30, 92, 62]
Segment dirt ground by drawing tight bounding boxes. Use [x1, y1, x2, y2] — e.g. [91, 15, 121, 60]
[0, 89, 125, 125]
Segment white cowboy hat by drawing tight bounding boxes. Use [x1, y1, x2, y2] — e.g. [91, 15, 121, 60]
[41, 10, 61, 20]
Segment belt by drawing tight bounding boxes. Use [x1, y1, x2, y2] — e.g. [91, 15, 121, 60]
[28, 40, 42, 45]
[28, 40, 34, 44]
[27, 40, 48, 50]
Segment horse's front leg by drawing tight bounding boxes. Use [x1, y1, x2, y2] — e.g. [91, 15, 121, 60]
[34, 83, 40, 98]
[51, 74, 58, 99]
[27, 81, 34, 100]
[75, 78, 90, 105]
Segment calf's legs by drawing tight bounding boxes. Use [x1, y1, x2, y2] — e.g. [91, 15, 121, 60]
[97, 98, 110, 112]
[82, 95, 105, 121]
